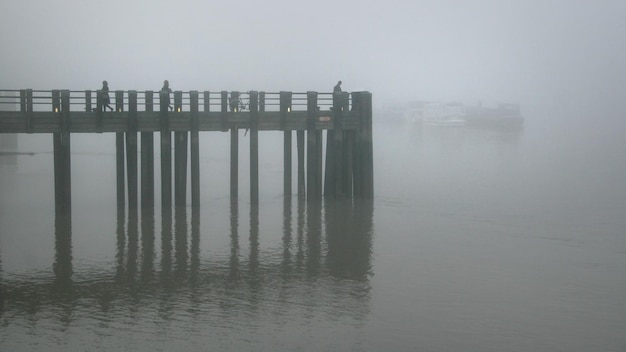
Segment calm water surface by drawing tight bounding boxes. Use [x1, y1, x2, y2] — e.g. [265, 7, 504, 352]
[1, 112, 625, 351]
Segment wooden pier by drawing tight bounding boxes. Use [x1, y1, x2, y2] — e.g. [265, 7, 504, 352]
[0, 89, 373, 216]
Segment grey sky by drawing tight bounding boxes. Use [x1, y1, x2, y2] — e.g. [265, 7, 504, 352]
[1, 0, 625, 113]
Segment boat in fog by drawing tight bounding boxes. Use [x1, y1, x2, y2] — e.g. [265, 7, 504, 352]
[464, 103, 523, 129]
[422, 102, 466, 126]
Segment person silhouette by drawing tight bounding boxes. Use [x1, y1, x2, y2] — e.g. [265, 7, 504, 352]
[160, 80, 173, 111]
[229, 93, 240, 112]
[100, 81, 114, 111]
[333, 80, 342, 94]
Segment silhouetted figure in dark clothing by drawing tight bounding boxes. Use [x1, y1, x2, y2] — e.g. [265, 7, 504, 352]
[333, 80, 342, 94]
[229, 93, 240, 112]
[101, 80, 114, 111]
[160, 80, 173, 111]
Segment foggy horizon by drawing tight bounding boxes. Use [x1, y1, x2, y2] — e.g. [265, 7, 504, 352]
[1, 0, 625, 118]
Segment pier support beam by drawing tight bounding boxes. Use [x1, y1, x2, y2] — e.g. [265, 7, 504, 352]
[127, 91, 138, 218]
[190, 91, 200, 209]
[160, 90, 172, 212]
[306, 91, 320, 201]
[141, 91, 155, 212]
[297, 130, 305, 199]
[53, 90, 71, 218]
[325, 91, 350, 199]
[174, 91, 188, 209]
[116, 134, 125, 216]
[352, 92, 374, 199]
[280, 92, 293, 197]
[230, 127, 239, 201]
[115, 91, 126, 216]
[53, 90, 72, 284]
[249, 91, 259, 205]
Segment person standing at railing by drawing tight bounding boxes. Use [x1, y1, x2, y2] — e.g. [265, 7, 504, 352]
[333, 80, 342, 95]
[100, 81, 114, 111]
[229, 93, 240, 112]
[160, 80, 173, 111]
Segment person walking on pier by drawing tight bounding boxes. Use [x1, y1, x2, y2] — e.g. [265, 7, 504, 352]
[333, 80, 342, 95]
[100, 81, 114, 111]
[160, 80, 173, 111]
[229, 93, 240, 112]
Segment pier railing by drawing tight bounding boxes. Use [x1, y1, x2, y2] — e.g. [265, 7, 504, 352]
[0, 89, 361, 133]
[0, 89, 341, 112]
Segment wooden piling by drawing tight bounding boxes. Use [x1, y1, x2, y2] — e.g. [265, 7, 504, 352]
[126, 91, 138, 217]
[141, 91, 155, 211]
[327, 91, 351, 199]
[115, 91, 126, 215]
[249, 91, 259, 205]
[316, 130, 323, 197]
[174, 91, 187, 208]
[297, 130, 305, 199]
[280, 92, 293, 196]
[230, 127, 238, 200]
[116, 132, 125, 216]
[190, 91, 200, 209]
[160, 90, 172, 212]
[306, 91, 320, 201]
[352, 92, 374, 199]
[53, 90, 71, 217]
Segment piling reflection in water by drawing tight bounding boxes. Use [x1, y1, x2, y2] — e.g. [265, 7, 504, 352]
[0, 199, 373, 323]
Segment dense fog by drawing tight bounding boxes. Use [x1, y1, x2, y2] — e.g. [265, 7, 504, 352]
[1, 0, 625, 118]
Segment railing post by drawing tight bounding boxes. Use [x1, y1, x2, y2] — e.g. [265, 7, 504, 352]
[20, 89, 26, 113]
[220, 91, 228, 131]
[85, 90, 92, 112]
[61, 90, 70, 133]
[203, 91, 210, 112]
[96, 89, 103, 132]
[259, 91, 265, 113]
[21, 89, 34, 133]
[174, 91, 182, 112]
[115, 90, 124, 112]
[229, 91, 240, 112]
[52, 90, 61, 113]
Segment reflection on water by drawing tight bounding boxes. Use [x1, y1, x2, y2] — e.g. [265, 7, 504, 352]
[1, 198, 374, 348]
[3, 120, 625, 351]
